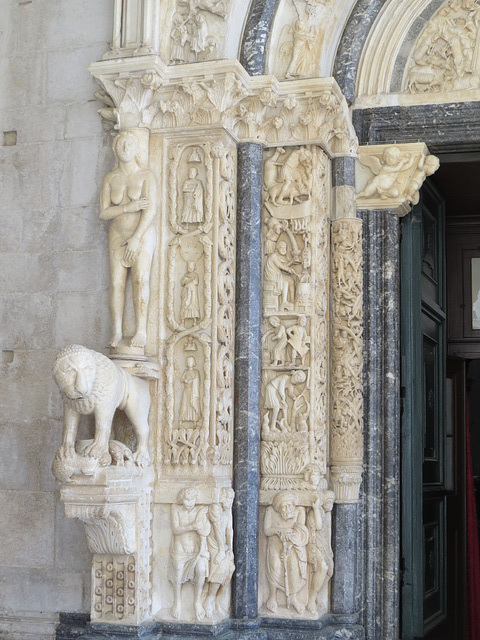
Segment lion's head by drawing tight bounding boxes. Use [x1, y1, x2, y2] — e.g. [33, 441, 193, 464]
[54, 345, 97, 401]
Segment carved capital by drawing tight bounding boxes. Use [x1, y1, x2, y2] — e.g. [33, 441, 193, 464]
[88, 58, 358, 156]
[330, 465, 363, 504]
[355, 143, 439, 215]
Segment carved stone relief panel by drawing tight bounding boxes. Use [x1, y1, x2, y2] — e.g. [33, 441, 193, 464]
[404, 0, 480, 94]
[148, 132, 236, 623]
[259, 145, 332, 619]
[267, 0, 357, 79]
[168, 0, 231, 65]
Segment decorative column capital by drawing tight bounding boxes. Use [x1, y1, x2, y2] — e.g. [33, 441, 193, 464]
[88, 58, 358, 156]
[355, 143, 440, 216]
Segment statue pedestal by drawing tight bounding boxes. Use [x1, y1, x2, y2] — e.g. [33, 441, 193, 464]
[60, 466, 154, 626]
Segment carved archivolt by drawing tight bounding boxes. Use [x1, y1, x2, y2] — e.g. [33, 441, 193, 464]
[405, 0, 480, 94]
[89, 60, 357, 156]
[330, 218, 363, 503]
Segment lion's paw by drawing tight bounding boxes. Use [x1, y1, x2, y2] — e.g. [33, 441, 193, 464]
[134, 448, 151, 468]
[82, 440, 109, 461]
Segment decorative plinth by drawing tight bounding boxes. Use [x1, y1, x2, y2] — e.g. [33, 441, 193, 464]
[56, 614, 365, 640]
[60, 467, 154, 627]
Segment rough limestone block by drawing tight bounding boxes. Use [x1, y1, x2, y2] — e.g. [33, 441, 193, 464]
[0, 490, 55, 568]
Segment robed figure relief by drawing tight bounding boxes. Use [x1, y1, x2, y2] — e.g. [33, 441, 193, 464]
[180, 261, 201, 324]
[100, 130, 157, 350]
[264, 491, 309, 615]
[180, 356, 201, 424]
[181, 167, 204, 223]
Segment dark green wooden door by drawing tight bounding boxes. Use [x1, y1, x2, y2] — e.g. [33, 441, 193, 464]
[401, 181, 447, 638]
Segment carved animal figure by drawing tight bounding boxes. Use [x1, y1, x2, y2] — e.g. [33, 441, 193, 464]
[53, 345, 151, 477]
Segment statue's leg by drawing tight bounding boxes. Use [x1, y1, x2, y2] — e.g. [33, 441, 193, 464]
[205, 582, 220, 618]
[130, 250, 152, 348]
[109, 257, 128, 348]
[82, 407, 115, 461]
[125, 377, 151, 467]
[171, 583, 182, 619]
[307, 560, 328, 613]
[194, 560, 207, 620]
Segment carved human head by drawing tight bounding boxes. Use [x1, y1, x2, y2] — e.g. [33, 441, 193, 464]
[187, 260, 196, 272]
[186, 356, 196, 369]
[114, 131, 138, 164]
[269, 316, 280, 328]
[425, 155, 440, 176]
[220, 487, 234, 510]
[277, 241, 287, 255]
[303, 463, 321, 487]
[322, 490, 335, 512]
[383, 146, 402, 166]
[178, 487, 198, 510]
[188, 166, 198, 179]
[291, 370, 306, 385]
[54, 345, 97, 400]
[297, 315, 307, 327]
[273, 491, 298, 520]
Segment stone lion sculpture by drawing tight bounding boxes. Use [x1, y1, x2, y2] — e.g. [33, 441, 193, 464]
[52, 344, 151, 483]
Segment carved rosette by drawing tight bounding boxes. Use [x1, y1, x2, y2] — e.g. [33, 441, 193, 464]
[259, 145, 332, 618]
[60, 467, 154, 625]
[330, 219, 363, 503]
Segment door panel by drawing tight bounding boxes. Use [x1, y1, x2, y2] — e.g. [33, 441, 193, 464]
[401, 182, 447, 638]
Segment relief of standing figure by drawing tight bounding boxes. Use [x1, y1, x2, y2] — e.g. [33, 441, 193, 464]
[204, 488, 235, 617]
[181, 261, 201, 325]
[100, 130, 157, 350]
[264, 491, 309, 615]
[181, 166, 204, 223]
[169, 488, 211, 621]
[180, 356, 201, 424]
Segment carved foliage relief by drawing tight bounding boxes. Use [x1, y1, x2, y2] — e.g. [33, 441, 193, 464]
[163, 138, 236, 472]
[259, 145, 332, 618]
[330, 219, 363, 502]
[405, 0, 480, 93]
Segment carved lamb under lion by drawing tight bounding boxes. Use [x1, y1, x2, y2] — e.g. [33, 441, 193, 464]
[52, 344, 151, 483]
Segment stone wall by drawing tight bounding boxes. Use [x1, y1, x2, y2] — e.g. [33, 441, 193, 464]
[0, 1, 113, 636]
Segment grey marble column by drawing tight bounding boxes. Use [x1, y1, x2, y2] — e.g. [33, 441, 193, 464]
[233, 142, 264, 621]
[360, 209, 401, 640]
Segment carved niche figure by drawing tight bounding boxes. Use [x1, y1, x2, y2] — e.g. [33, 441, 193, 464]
[52, 345, 151, 483]
[264, 491, 309, 615]
[204, 488, 235, 617]
[181, 166, 205, 223]
[170, 488, 211, 621]
[357, 146, 415, 200]
[180, 356, 202, 424]
[264, 370, 307, 433]
[287, 315, 310, 365]
[306, 489, 334, 613]
[264, 241, 298, 311]
[100, 130, 157, 351]
[181, 261, 201, 324]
